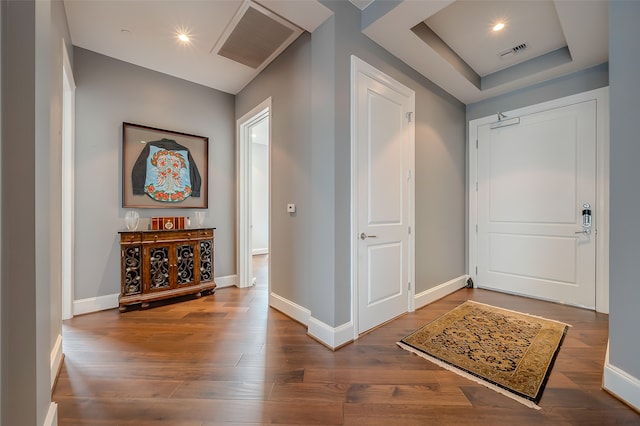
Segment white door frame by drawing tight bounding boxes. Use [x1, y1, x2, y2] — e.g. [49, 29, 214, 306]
[350, 56, 416, 338]
[237, 98, 271, 289]
[468, 87, 610, 313]
[62, 41, 76, 320]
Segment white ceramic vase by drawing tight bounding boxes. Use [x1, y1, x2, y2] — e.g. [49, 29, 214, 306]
[125, 210, 140, 231]
[194, 211, 205, 227]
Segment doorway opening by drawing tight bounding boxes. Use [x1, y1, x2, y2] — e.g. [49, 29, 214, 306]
[237, 98, 271, 290]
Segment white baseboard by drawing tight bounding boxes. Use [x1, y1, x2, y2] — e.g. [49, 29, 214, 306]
[73, 293, 119, 315]
[270, 275, 467, 350]
[215, 274, 237, 289]
[252, 248, 268, 256]
[44, 402, 58, 426]
[268, 293, 353, 349]
[308, 317, 354, 350]
[50, 333, 63, 392]
[73, 276, 237, 316]
[415, 275, 468, 310]
[603, 347, 640, 411]
[269, 292, 310, 325]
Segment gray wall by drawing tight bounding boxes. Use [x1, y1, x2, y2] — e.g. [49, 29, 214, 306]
[73, 47, 236, 301]
[0, 0, 3, 418]
[238, 2, 466, 327]
[310, 14, 337, 325]
[1, 0, 68, 423]
[466, 62, 609, 121]
[236, 34, 313, 309]
[1, 4, 39, 422]
[609, 0, 640, 381]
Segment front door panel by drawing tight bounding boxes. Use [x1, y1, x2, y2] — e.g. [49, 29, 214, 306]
[477, 100, 597, 308]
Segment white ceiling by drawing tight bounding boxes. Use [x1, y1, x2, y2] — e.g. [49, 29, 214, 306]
[64, 0, 608, 103]
[64, 0, 333, 95]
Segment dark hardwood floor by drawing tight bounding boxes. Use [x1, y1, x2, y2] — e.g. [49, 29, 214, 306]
[53, 255, 638, 425]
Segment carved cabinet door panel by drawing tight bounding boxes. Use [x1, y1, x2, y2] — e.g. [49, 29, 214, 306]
[144, 244, 171, 292]
[199, 239, 214, 283]
[121, 245, 142, 295]
[175, 242, 196, 287]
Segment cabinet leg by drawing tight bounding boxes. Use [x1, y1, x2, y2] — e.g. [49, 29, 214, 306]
[118, 305, 128, 313]
[141, 302, 150, 309]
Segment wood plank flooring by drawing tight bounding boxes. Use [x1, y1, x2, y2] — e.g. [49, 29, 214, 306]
[53, 255, 638, 425]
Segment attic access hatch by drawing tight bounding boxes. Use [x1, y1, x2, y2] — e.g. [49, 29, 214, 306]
[212, 0, 303, 70]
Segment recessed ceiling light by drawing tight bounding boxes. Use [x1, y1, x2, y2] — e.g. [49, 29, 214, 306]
[175, 26, 193, 44]
[492, 22, 505, 32]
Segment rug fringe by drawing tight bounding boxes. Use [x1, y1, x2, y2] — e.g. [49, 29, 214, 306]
[397, 341, 542, 410]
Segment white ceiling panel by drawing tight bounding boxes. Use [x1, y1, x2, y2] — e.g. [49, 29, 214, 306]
[425, 0, 567, 77]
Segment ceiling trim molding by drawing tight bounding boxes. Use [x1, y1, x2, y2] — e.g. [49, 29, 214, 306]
[361, 0, 608, 104]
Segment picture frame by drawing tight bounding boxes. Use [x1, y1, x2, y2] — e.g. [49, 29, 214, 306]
[122, 122, 208, 209]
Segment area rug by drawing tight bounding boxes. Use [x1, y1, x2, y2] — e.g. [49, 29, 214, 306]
[397, 300, 569, 409]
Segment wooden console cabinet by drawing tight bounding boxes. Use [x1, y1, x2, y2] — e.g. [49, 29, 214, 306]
[119, 228, 216, 311]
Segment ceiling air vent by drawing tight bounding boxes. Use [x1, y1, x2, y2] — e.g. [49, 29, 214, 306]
[498, 42, 529, 59]
[212, 1, 302, 70]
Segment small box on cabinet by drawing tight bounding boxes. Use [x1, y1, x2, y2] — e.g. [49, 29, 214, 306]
[151, 216, 185, 230]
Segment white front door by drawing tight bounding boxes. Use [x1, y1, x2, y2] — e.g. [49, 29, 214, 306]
[352, 57, 415, 334]
[477, 100, 597, 308]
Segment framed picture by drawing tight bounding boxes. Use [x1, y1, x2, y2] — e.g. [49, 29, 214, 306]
[122, 122, 208, 208]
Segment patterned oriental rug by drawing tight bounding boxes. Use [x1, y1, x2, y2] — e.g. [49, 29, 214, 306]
[397, 300, 569, 409]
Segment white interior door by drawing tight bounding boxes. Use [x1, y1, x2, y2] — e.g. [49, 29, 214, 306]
[353, 57, 414, 334]
[477, 100, 597, 308]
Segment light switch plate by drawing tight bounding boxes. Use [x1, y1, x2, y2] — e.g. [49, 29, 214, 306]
[287, 203, 296, 213]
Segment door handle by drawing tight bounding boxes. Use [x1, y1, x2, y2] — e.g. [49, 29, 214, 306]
[360, 232, 377, 240]
[581, 203, 592, 228]
[575, 229, 591, 235]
